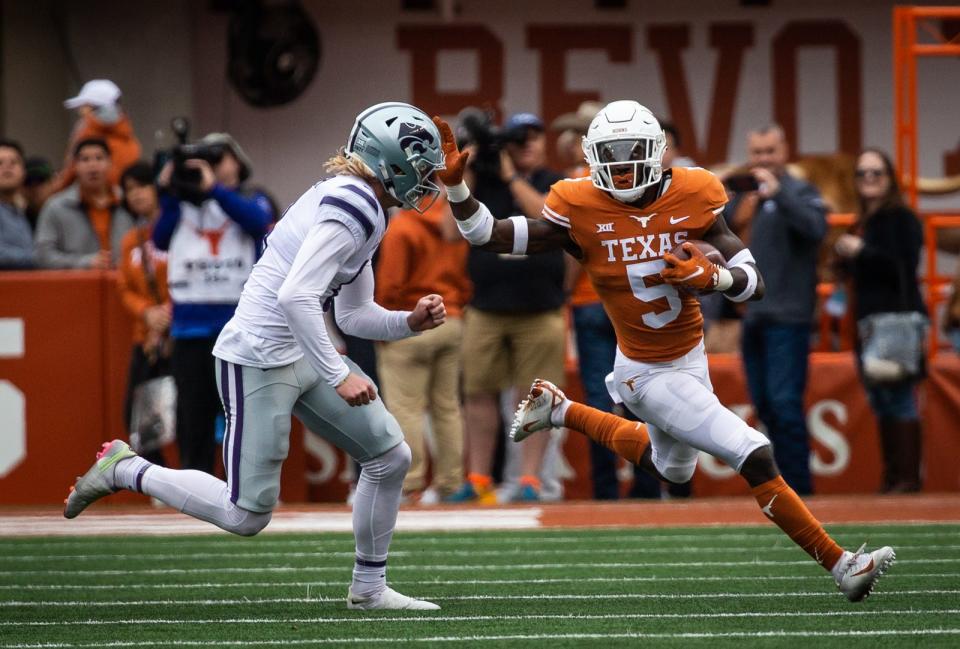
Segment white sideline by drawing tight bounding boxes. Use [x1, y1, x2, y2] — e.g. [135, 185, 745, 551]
[1, 590, 956, 607]
[4, 629, 960, 647]
[0, 509, 542, 537]
[3, 608, 959, 627]
[1, 528, 955, 551]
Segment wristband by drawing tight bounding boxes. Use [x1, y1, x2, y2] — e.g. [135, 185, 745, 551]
[445, 181, 470, 203]
[456, 201, 494, 245]
[726, 263, 759, 302]
[508, 216, 528, 255]
[715, 267, 734, 292]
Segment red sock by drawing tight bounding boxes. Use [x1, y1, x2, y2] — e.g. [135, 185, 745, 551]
[564, 402, 650, 464]
[752, 476, 844, 571]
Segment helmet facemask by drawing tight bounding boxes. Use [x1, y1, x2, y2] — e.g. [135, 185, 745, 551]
[380, 152, 445, 214]
[583, 132, 666, 204]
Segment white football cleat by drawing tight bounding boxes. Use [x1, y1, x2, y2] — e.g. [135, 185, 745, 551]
[835, 543, 896, 602]
[346, 587, 440, 610]
[510, 379, 567, 442]
[63, 440, 136, 519]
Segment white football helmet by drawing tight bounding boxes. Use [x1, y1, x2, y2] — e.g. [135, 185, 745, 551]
[582, 101, 666, 203]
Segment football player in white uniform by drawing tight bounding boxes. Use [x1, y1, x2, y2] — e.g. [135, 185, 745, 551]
[64, 102, 448, 611]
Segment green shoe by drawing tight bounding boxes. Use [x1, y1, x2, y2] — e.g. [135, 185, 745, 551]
[63, 440, 136, 519]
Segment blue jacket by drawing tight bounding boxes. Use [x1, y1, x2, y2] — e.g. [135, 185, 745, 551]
[153, 184, 273, 338]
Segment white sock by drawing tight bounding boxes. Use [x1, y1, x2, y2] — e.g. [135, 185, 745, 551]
[550, 398, 572, 427]
[113, 456, 153, 492]
[350, 443, 411, 597]
[123, 463, 270, 536]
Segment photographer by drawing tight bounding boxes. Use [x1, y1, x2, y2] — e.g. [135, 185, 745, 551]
[725, 124, 827, 496]
[448, 111, 566, 503]
[153, 132, 273, 474]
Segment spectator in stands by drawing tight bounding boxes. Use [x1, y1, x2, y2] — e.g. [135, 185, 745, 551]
[834, 148, 925, 493]
[117, 162, 170, 466]
[35, 138, 134, 269]
[0, 139, 34, 270]
[551, 101, 602, 178]
[53, 80, 141, 193]
[23, 157, 54, 231]
[449, 112, 566, 503]
[660, 121, 696, 169]
[153, 132, 273, 474]
[727, 124, 827, 495]
[375, 195, 471, 503]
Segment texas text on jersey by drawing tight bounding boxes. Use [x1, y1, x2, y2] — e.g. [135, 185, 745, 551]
[542, 166, 727, 362]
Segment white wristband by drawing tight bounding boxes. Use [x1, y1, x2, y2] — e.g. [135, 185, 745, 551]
[456, 201, 494, 245]
[715, 267, 734, 292]
[727, 248, 756, 267]
[508, 216, 528, 255]
[727, 263, 759, 302]
[445, 181, 470, 203]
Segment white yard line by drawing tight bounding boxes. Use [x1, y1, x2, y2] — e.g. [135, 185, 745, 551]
[4, 557, 960, 577]
[1, 590, 955, 607]
[4, 629, 960, 647]
[3, 608, 959, 627]
[3, 544, 956, 563]
[0, 572, 954, 591]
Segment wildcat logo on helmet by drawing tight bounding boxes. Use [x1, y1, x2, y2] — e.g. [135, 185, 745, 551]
[398, 122, 436, 156]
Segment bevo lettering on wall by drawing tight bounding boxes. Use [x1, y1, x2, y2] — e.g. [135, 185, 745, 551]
[400, 19, 864, 164]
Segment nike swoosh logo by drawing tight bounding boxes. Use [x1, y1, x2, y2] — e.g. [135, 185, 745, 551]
[677, 267, 704, 282]
[852, 558, 875, 577]
[670, 215, 690, 224]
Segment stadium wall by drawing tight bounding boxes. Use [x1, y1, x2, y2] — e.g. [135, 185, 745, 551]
[2, 1, 958, 209]
[1, 271, 957, 505]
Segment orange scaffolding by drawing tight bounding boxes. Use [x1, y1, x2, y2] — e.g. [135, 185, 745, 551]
[893, 5, 960, 357]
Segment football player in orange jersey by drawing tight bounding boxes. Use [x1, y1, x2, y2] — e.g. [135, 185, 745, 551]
[431, 101, 894, 602]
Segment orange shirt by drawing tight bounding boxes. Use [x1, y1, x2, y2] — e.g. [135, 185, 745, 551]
[375, 198, 472, 317]
[57, 114, 142, 192]
[117, 225, 170, 345]
[543, 167, 727, 362]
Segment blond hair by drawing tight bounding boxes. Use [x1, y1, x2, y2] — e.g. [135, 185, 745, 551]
[324, 147, 376, 181]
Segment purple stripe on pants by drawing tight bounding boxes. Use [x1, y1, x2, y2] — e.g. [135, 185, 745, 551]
[219, 359, 231, 476]
[230, 363, 244, 505]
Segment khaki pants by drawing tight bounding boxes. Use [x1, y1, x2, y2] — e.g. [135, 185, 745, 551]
[378, 318, 464, 495]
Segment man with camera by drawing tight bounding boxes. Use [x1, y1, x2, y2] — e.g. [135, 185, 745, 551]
[448, 111, 566, 503]
[724, 124, 827, 495]
[153, 133, 274, 474]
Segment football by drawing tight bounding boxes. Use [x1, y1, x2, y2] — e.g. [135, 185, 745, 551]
[670, 240, 727, 267]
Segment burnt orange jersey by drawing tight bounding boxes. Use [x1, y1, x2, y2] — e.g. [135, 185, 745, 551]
[542, 167, 727, 362]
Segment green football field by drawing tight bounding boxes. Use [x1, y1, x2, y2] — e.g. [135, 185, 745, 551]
[1, 522, 958, 648]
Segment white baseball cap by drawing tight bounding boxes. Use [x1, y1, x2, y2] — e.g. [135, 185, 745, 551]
[64, 79, 121, 109]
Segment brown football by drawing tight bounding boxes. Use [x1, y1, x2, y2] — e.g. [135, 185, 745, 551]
[670, 240, 727, 267]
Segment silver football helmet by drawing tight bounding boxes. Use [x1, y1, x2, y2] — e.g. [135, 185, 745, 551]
[346, 102, 445, 213]
[582, 100, 666, 203]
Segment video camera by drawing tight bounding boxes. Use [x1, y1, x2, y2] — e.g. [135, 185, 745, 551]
[455, 107, 526, 179]
[156, 117, 228, 205]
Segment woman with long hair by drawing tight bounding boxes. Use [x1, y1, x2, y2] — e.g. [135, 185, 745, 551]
[834, 148, 926, 492]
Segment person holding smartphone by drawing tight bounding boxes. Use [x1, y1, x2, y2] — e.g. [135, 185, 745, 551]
[722, 124, 828, 496]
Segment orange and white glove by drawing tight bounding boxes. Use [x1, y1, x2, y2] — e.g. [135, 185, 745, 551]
[661, 242, 722, 292]
[432, 116, 470, 187]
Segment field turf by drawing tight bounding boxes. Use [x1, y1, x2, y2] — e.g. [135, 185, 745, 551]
[1, 522, 958, 647]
